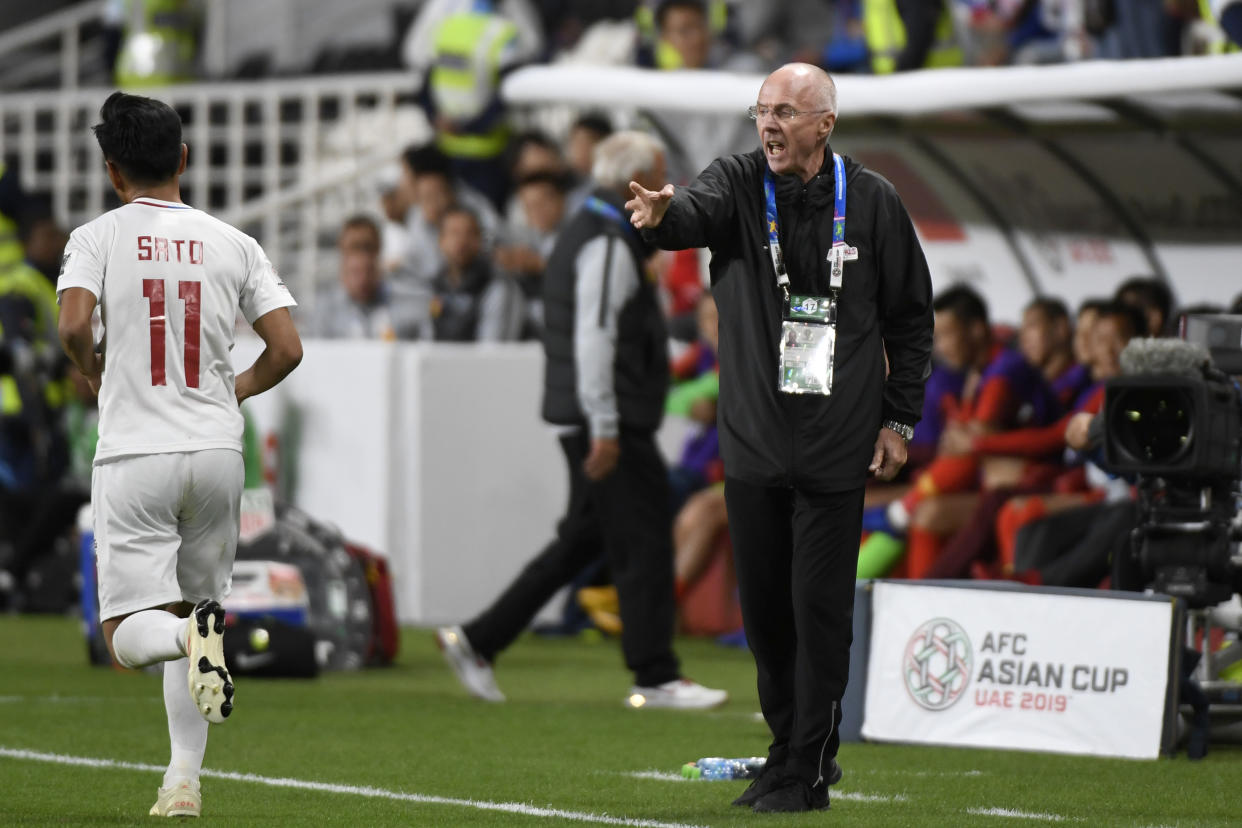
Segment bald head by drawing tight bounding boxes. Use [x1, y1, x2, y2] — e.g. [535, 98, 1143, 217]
[755, 63, 838, 182]
[765, 63, 837, 116]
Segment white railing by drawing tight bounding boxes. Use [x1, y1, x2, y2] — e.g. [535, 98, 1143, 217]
[0, 71, 426, 311]
[0, 1, 108, 90]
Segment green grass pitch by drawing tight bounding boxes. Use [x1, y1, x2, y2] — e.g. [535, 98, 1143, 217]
[0, 615, 1238, 826]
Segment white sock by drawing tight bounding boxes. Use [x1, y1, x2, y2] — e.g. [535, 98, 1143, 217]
[163, 656, 208, 788]
[111, 610, 187, 669]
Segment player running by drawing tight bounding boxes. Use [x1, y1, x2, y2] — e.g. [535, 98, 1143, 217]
[56, 91, 302, 818]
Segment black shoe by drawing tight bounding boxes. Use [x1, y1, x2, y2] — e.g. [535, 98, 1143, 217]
[731, 763, 783, 808]
[825, 757, 843, 786]
[751, 777, 829, 813]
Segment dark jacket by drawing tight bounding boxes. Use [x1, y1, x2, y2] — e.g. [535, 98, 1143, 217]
[645, 147, 932, 491]
[542, 187, 668, 433]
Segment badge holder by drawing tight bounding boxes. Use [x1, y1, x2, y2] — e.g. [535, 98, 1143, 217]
[765, 153, 854, 398]
[779, 293, 836, 395]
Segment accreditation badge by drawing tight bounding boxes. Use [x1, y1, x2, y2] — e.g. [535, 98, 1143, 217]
[778, 294, 836, 395]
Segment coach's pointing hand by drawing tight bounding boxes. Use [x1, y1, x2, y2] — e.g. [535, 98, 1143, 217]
[626, 182, 675, 230]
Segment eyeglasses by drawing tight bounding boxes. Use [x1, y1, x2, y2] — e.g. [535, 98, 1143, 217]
[747, 105, 830, 122]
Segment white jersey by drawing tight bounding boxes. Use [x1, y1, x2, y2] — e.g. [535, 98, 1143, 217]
[57, 197, 295, 463]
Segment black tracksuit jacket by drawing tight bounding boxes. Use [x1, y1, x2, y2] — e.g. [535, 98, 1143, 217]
[645, 146, 933, 492]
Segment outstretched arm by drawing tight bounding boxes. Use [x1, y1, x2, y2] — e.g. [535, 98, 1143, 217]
[625, 182, 676, 230]
[634, 158, 739, 252]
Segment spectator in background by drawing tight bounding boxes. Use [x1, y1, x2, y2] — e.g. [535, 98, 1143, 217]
[1217, 0, 1242, 46]
[108, 0, 203, 88]
[0, 161, 32, 270]
[504, 130, 573, 228]
[410, 0, 539, 210]
[642, 0, 764, 179]
[399, 144, 499, 286]
[434, 131, 727, 710]
[565, 113, 614, 182]
[495, 170, 573, 337]
[1115, 275, 1174, 338]
[731, 0, 841, 67]
[313, 216, 429, 340]
[402, 0, 545, 72]
[864, 0, 963, 73]
[430, 206, 523, 341]
[375, 165, 413, 276]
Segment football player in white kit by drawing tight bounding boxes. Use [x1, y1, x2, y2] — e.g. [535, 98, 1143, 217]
[56, 92, 303, 818]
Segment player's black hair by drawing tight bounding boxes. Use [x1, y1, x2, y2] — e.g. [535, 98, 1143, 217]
[514, 169, 573, 195]
[340, 214, 381, 243]
[92, 91, 183, 185]
[1025, 296, 1070, 325]
[401, 143, 453, 177]
[1114, 276, 1173, 332]
[506, 129, 563, 174]
[570, 112, 613, 140]
[1096, 301, 1149, 340]
[933, 283, 989, 328]
[1076, 297, 1111, 318]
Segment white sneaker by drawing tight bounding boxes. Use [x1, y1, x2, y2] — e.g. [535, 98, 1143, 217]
[435, 625, 505, 702]
[187, 599, 234, 723]
[625, 679, 728, 710]
[149, 778, 201, 817]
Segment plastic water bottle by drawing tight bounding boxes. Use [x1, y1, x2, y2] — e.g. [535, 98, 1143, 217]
[681, 757, 766, 781]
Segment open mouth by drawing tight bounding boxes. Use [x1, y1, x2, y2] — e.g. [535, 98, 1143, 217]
[765, 141, 786, 158]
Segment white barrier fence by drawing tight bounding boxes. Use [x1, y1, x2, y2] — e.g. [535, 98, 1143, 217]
[0, 72, 424, 315]
[232, 337, 690, 626]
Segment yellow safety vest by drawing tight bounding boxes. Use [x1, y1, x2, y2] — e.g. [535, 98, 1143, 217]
[0, 164, 23, 270]
[0, 261, 59, 351]
[1199, 0, 1240, 53]
[864, 0, 963, 74]
[115, 0, 199, 88]
[430, 11, 518, 160]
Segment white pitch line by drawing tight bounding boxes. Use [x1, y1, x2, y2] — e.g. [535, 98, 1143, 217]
[0, 747, 705, 828]
[835, 791, 909, 803]
[625, 771, 688, 782]
[864, 769, 984, 778]
[967, 807, 1071, 822]
[621, 771, 909, 804]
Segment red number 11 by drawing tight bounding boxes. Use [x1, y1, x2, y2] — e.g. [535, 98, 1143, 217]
[142, 278, 201, 387]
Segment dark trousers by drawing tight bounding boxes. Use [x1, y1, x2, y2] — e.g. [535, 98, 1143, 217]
[1015, 500, 1137, 588]
[725, 477, 864, 784]
[464, 429, 681, 687]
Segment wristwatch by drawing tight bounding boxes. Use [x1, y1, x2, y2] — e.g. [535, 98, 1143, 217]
[881, 419, 914, 443]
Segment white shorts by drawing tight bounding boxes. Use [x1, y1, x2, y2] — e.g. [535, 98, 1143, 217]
[92, 449, 244, 620]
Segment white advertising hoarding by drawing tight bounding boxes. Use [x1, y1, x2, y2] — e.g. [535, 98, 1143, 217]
[862, 582, 1176, 759]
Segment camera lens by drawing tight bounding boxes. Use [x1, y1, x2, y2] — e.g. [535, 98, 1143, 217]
[1111, 388, 1193, 464]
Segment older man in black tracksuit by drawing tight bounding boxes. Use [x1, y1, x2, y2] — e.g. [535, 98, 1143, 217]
[436, 131, 727, 711]
[629, 63, 933, 812]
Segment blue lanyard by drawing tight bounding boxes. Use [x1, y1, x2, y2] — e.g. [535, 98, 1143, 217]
[763, 152, 847, 297]
[584, 195, 638, 240]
